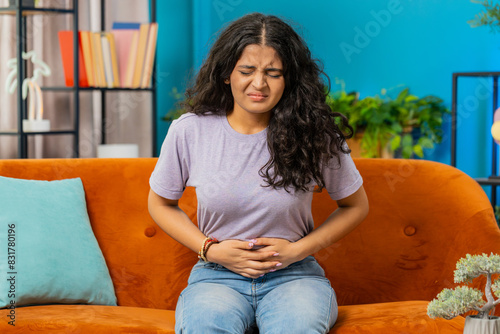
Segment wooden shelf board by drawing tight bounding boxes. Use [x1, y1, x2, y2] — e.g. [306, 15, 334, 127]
[0, 7, 73, 15]
[0, 130, 76, 135]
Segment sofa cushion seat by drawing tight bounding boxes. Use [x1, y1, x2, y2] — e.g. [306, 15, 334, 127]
[332, 300, 464, 333]
[0, 305, 176, 333]
[0, 300, 463, 333]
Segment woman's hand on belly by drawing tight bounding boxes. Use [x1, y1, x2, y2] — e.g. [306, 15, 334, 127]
[206, 239, 282, 279]
[252, 238, 304, 271]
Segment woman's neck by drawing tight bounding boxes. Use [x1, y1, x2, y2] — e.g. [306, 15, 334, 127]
[226, 110, 270, 135]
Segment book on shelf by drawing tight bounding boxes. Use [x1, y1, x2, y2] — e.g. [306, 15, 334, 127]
[112, 22, 141, 30]
[131, 23, 150, 88]
[111, 24, 139, 88]
[58, 31, 89, 87]
[80, 31, 94, 87]
[92, 32, 107, 87]
[106, 33, 121, 88]
[57, 22, 158, 89]
[124, 31, 140, 88]
[100, 34, 114, 88]
[141, 22, 158, 88]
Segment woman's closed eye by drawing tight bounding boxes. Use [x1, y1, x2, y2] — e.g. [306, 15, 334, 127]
[238, 70, 282, 78]
[267, 72, 282, 78]
[266, 68, 283, 78]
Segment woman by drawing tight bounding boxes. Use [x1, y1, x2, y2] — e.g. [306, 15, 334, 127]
[148, 13, 369, 334]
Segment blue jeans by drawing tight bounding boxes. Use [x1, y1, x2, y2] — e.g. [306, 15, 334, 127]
[175, 256, 337, 334]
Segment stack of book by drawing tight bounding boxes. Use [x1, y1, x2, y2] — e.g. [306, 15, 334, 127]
[58, 22, 158, 89]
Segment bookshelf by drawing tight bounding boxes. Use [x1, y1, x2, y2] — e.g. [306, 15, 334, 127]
[0, 0, 157, 158]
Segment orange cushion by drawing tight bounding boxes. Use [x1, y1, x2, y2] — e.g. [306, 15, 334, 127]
[0, 305, 175, 333]
[0, 301, 463, 333]
[330, 301, 464, 333]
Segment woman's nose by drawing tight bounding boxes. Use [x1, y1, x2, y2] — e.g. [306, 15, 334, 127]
[251, 72, 267, 89]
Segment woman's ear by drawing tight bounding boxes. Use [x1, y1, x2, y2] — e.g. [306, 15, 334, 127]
[224, 78, 230, 84]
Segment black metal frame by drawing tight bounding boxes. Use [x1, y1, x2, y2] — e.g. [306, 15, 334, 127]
[451, 71, 500, 205]
[1, 0, 157, 158]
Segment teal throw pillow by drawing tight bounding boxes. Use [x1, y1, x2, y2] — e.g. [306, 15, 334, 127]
[0, 176, 117, 308]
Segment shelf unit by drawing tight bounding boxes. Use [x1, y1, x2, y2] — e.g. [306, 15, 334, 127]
[451, 71, 500, 205]
[0, 0, 157, 158]
[0, 1, 79, 158]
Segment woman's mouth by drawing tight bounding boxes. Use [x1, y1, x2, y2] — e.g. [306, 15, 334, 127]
[248, 93, 268, 101]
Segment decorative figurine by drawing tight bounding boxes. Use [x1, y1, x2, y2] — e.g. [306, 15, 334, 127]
[5, 50, 51, 131]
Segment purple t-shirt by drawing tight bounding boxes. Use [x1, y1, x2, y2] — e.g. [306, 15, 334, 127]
[150, 113, 363, 242]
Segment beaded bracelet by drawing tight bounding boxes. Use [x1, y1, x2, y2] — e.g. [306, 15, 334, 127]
[198, 236, 219, 262]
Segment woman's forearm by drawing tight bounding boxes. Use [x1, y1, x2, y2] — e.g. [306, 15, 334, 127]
[293, 186, 369, 260]
[148, 189, 280, 278]
[148, 189, 206, 254]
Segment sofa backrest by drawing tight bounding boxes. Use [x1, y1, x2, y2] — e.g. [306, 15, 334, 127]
[0, 158, 498, 310]
[315, 158, 500, 306]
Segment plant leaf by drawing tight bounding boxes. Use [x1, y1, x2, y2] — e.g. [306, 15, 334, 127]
[390, 135, 401, 151]
[413, 144, 424, 158]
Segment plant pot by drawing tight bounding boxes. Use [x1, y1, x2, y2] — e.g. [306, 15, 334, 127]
[464, 315, 500, 334]
[346, 132, 393, 159]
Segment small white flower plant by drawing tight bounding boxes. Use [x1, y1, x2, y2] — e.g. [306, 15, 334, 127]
[428, 253, 500, 320]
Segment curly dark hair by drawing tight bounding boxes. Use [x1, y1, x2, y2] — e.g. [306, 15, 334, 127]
[184, 13, 353, 192]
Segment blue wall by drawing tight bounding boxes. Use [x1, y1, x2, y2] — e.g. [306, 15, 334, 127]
[156, 0, 500, 186]
[155, 0, 193, 150]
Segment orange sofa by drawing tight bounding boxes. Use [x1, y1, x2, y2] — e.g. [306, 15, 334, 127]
[0, 157, 499, 333]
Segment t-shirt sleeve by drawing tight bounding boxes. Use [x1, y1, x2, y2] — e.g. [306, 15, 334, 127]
[149, 119, 190, 200]
[323, 148, 363, 201]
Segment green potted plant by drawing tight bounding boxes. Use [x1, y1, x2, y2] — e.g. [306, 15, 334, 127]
[468, 0, 500, 33]
[326, 85, 450, 159]
[427, 253, 500, 333]
[326, 89, 391, 158]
